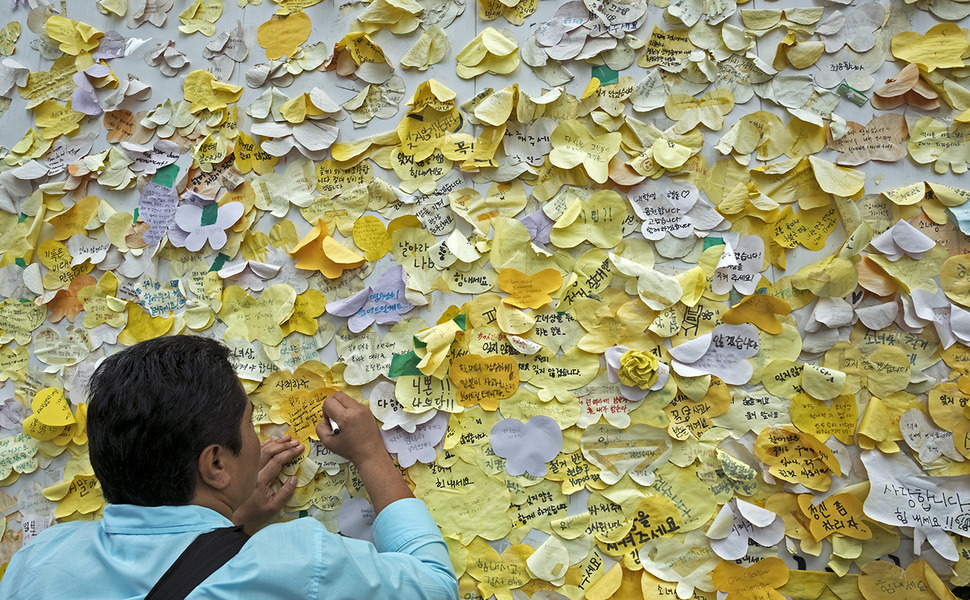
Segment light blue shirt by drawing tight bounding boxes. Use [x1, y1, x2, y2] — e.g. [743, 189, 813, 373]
[0, 499, 458, 599]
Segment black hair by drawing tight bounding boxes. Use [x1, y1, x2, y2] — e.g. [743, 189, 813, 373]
[87, 335, 247, 506]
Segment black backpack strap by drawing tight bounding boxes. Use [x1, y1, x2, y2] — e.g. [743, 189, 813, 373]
[145, 525, 250, 600]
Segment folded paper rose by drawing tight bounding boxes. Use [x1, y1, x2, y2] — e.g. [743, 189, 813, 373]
[604, 346, 669, 402]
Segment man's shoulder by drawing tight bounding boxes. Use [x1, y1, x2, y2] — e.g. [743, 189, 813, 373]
[0, 521, 96, 596]
[252, 516, 327, 540]
[21, 520, 94, 552]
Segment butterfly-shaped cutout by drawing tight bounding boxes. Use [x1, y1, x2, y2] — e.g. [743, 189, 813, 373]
[219, 284, 296, 346]
[549, 119, 621, 184]
[170, 201, 244, 252]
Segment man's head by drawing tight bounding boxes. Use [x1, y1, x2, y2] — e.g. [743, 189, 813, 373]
[87, 336, 249, 506]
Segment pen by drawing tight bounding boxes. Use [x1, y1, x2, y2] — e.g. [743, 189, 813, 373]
[329, 418, 340, 435]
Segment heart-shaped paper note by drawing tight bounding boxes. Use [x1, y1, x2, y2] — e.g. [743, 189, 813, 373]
[490, 416, 563, 477]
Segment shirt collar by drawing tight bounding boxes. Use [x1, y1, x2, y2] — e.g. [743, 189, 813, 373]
[100, 504, 233, 535]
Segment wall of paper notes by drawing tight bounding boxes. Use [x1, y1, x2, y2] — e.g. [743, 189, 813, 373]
[1, 0, 970, 598]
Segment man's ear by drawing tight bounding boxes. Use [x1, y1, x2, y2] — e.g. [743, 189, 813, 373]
[197, 444, 231, 490]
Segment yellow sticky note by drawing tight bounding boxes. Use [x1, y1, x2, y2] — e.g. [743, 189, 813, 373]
[586, 563, 647, 600]
[315, 160, 373, 199]
[449, 182, 527, 235]
[398, 84, 463, 161]
[797, 493, 872, 542]
[449, 354, 519, 410]
[78, 272, 127, 329]
[444, 406, 498, 460]
[773, 205, 838, 251]
[183, 70, 242, 113]
[525, 347, 599, 403]
[664, 377, 730, 440]
[868, 246, 947, 294]
[712, 557, 788, 600]
[43, 472, 103, 519]
[327, 32, 392, 83]
[524, 535, 568, 583]
[892, 23, 969, 72]
[352, 215, 391, 261]
[790, 393, 857, 445]
[497, 268, 562, 309]
[823, 342, 912, 398]
[942, 253, 970, 308]
[260, 365, 330, 421]
[440, 126, 504, 171]
[859, 560, 949, 600]
[19, 56, 78, 111]
[290, 219, 365, 278]
[281, 386, 335, 443]
[466, 537, 531, 600]
[456, 27, 519, 79]
[38, 238, 94, 291]
[414, 318, 464, 378]
[45, 16, 102, 57]
[219, 284, 297, 346]
[234, 131, 278, 175]
[257, 11, 312, 60]
[390, 149, 454, 194]
[281, 289, 326, 336]
[0, 298, 47, 345]
[506, 478, 568, 536]
[927, 382, 970, 432]
[0, 432, 40, 479]
[639, 26, 695, 71]
[800, 364, 846, 401]
[0, 21, 20, 56]
[638, 529, 719, 598]
[401, 24, 449, 71]
[179, 0, 223, 36]
[721, 294, 790, 334]
[858, 393, 921, 453]
[34, 100, 85, 140]
[46, 196, 99, 241]
[478, 0, 537, 25]
[791, 254, 857, 298]
[391, 225, 439, 295]
[549, 190, 628, 249]
[117, 305, 174, 346]
[411, 460, 512, 541]
[31, 388, 75, 426]
[0, 344, 28, 381]
[599, 495, 682, 569]
[581, 423, 670, 486]
[754, 426, 841, 491]
[352, 0, 423, 35]
[23, 388, 75, 441]
[665, 89, 735, 133]
[574, 298, 653, 354]
[549, 120, 621, 184]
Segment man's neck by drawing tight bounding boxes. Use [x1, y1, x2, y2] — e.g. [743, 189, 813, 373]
[189, 488, 234, 521]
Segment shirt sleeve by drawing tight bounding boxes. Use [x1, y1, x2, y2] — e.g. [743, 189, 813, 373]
[315, 498, 458, 600]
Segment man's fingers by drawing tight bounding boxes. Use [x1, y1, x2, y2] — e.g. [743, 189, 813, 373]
[258, 435, 294, 468]
[320, 392, 357, 434]
[270, 476, 298, 512]
[258, 440, 304, 485]
[316, 413, 335, 438]
[322, 393, 352, 419]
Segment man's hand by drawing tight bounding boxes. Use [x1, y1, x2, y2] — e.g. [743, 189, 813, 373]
[232, 435, 304, 534]
[316, 391, 387, 465]
[316, 392, 414, 515]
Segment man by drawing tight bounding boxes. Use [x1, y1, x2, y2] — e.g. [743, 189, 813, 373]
[0, 336, 458, 599]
